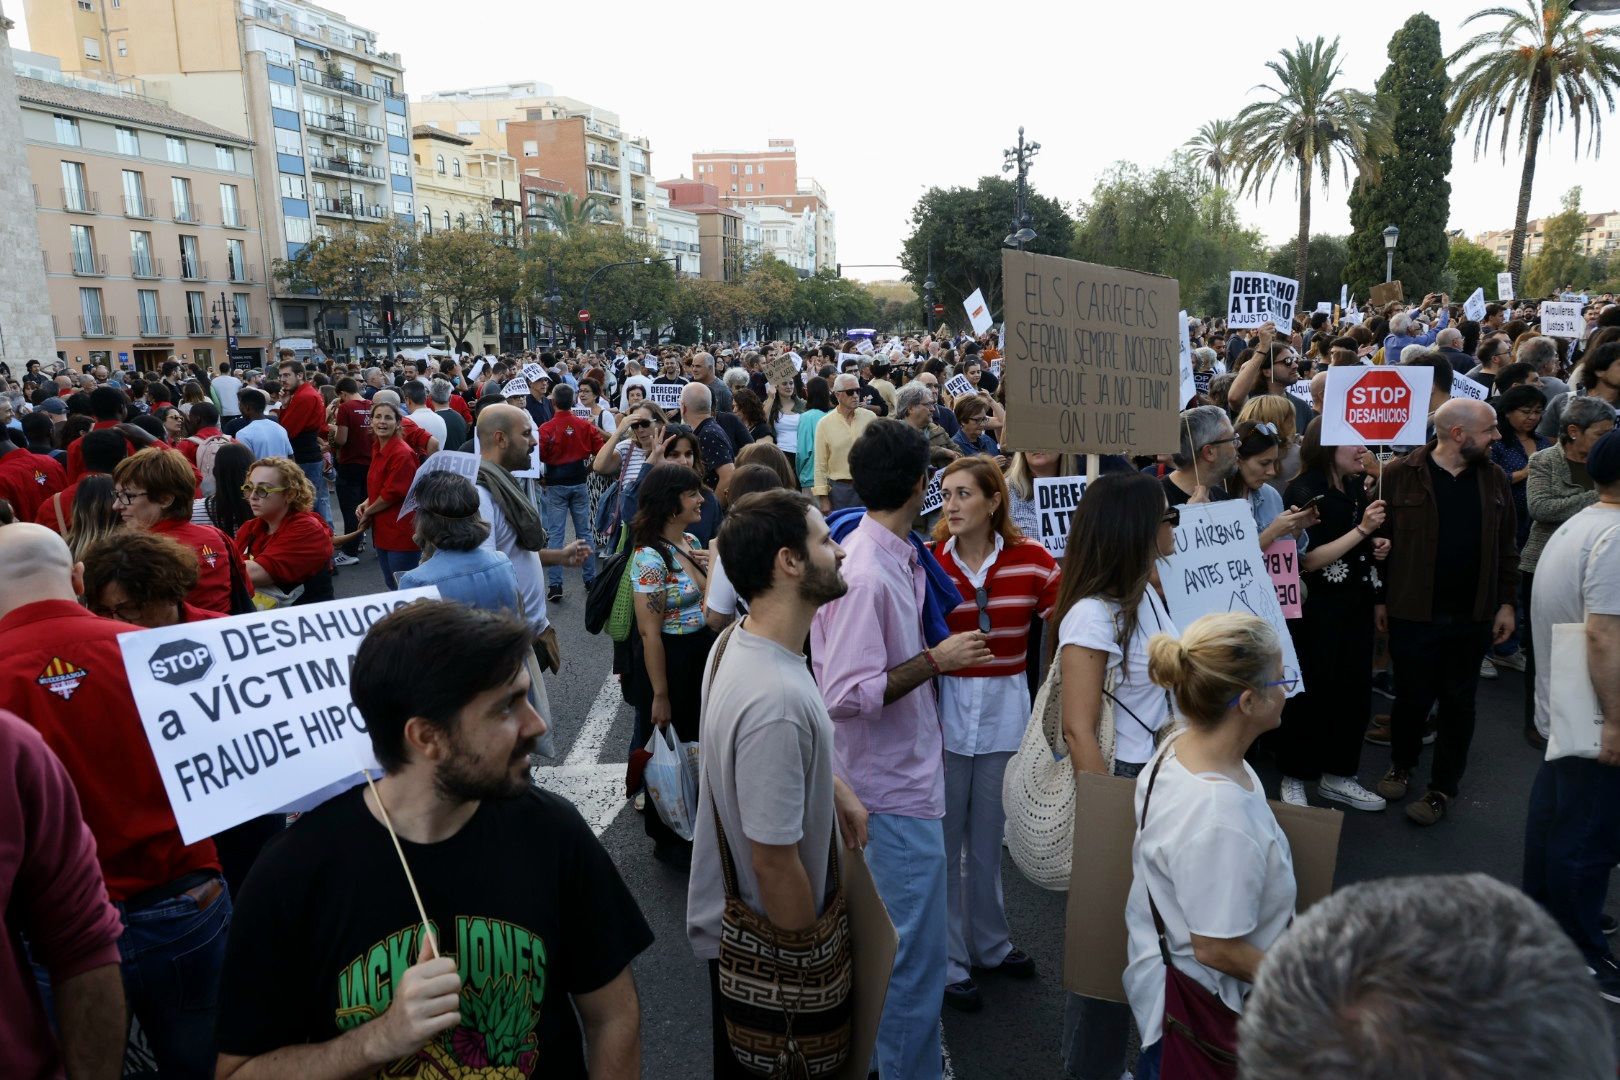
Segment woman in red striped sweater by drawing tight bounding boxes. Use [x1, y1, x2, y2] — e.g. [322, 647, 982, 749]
[929, 455, 1060, 1013]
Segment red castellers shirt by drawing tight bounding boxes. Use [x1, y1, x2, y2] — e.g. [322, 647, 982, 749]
[334, 397, 373, 466]
[538, 409, 606, 485]
[0, 445, 66, 522]
[65, 419, 137, 482]
[234, 510, 332, 589]
[0, 601, 220, 901]
[277, 383, 326, 462]
[929, 535, 1060, 678]
[449, 392, 474, 425]
[365, 435, 418, 552]
[150, 518, 252, 614]
[35, 479, 87, 534]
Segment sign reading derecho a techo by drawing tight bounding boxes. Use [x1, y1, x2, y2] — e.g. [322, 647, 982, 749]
[118, 588, 440, 844]
[1001, 250, 1181, 457]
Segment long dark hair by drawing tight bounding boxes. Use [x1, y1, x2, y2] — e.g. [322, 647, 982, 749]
[204, 442, 255, 535]
[629, 463, 703, 571]
[804, 376, 834, 411]
[661, 425, 706, 484]
[1047, 471, 1166, 674]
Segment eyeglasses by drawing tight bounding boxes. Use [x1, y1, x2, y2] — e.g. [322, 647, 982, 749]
[1161, 506, 1181, 527]
[112, 489, 146, 506]
[90, 598, 150, 621]
[241, 483, 287, 499]
[1226, 668, 1300, 708]
[974, 585, 992, 634]
[628, 419, 653, 431]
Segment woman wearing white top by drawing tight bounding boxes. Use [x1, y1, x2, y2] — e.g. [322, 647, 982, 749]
[764, 374, 805, 475]
[1124, 613, 1298, 1079]
[1052, 470, 1180, 1080]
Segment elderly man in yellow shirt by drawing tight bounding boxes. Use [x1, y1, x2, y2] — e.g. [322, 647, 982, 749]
[814, 373, 877, 512]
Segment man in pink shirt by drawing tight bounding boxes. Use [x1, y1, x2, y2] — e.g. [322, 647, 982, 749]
[810, 420, 990, 1080]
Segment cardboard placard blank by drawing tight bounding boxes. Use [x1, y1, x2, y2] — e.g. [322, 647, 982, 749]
[832, 845, 898, 1080]
[1062, 771, 1343, 1003]
[1368, 281, 1404, 307]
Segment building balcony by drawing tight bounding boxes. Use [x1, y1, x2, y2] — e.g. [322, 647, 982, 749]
[137, 314, 172, 337]
[80, 315, 116, 337]
[303, 112, 384, 143]
[297, 62, 381, 101]
[130, 255, 163, 279]
[221, 208, 246, 229]
[630, 187, 645, 203]
[627, 157, 647, 176]
[312, 196, 386, 221]
[227, 262, 259, 284]
[180, 259, 209, 282]
[172, 202, 202, 224]
[123, 194, 155, 218]
[61, 187, 99, 214]
[586, 179, 619, 197]
[587, 151, 620, 169]
[308, 154, 385, 180]
[68, 251, 108, 276]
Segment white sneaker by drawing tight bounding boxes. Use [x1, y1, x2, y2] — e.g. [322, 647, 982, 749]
[1479, 657, 1498, 680]
[331, 551, 360, 567]
[1492, 650, 1527, 672]
[1317, 774, 1388, 811]
[1280, 777, 1309, 806]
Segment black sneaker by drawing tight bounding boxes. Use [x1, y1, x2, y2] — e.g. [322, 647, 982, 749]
[547, 585, 563, 604]
[976, 948, 1036, 979]
[1592, 956, 1620, 1005]
[943, 978, 982, 1012]
[1603, 914, 1618, 937]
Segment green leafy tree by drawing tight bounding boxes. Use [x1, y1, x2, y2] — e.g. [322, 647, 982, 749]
[1230, 36, 1393, 288]
[1266, 235, 1351, 306]
[414, 228, 520, 350]
[1344, 15, 1453, 297]
[740, 255, 800, 338]
[1525, 186, 1591, 295]
[1446, 237, 1506, 300]
[272, 220, 421, 340]
[1070, 160, 1265, 318]
[1184, 118, 1238, 189]
[1448, 0, 1620, 280]
[521, 227, 672, 343]
[898, 176, 1072, 329]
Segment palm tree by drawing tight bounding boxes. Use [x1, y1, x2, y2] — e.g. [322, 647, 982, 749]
[1185, 118, 1238, 188]
[1447, 0, 1620, 281]
[1230, 36, 1391, 289]
[539, 193, 609, 235]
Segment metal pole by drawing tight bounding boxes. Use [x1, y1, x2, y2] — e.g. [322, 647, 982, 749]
[1385, 251, 1394, 284]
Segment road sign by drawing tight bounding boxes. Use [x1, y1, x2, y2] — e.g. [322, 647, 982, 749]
[932, 304, 945, 315]
[227, 335, 238, 348]
[579, 309, 591, 322]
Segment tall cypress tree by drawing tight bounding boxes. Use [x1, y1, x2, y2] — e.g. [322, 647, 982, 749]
[1345, 15, 1452, 297]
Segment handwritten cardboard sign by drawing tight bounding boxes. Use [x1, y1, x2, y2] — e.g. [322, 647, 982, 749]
[1262, 538, 1302, 619]
[1368, 280, 1403, 307]
[118, 589, 440, 843]
[1227, 271, 1299, 330]
[1032, 476, 1087, 559]
[766, 354, 797, 390]
[1001, 250, 1181, 456]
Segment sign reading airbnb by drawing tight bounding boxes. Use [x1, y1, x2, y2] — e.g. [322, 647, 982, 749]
[1319, 365, 1433, 447]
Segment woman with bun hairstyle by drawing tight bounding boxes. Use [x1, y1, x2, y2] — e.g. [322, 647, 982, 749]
[1121, 613, 1300, 1079]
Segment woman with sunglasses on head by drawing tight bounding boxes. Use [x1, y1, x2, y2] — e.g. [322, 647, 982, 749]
[1052, 471, 1181, 1080]
[1235, 393, 1301, 493]
[233, 456, 334, 605]
[1223, 421, 1318, 552]
[929, 456, 1059, 1012]
[1274, 418, 1389, 810]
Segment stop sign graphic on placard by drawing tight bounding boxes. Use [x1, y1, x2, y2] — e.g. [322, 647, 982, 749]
[1344, 368, 1413, 442]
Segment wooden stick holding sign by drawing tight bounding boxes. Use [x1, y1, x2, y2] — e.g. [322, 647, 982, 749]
[362, 770, 439, 957]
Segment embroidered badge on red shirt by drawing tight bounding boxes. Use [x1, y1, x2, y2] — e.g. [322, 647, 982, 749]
[36, 656, 88, 700]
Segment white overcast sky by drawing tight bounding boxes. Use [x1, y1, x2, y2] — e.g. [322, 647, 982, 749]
[19, 0, 1619, 277]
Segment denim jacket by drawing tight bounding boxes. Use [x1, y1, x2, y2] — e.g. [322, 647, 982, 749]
[397, 547, 521, 616]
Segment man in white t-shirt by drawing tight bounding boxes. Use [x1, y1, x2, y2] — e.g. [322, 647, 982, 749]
[1524, 429, 1620, 1001]
[402, 381, 446, 446]
[209, 361, 242, 418]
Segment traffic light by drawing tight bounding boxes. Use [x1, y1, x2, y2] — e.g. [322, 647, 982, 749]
[380, 293, 396, 334]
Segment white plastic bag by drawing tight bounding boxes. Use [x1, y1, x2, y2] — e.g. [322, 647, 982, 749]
[643, 726, 700, 840]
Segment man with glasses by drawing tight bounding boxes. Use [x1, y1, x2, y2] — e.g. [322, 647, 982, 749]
[1229, 329, 1314, 435]
[914, 372, 960, 436]
[1163, 404, 1239, 507]
[813, 373, 876, 512]
[1375, 398, 1519, 826]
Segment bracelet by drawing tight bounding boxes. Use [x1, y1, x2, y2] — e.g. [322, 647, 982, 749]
[1354, 524, 1370, 537]
[923, 648, 942, 676]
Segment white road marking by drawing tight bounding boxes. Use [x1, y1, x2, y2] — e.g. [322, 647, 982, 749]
[532, 673, 630, 837]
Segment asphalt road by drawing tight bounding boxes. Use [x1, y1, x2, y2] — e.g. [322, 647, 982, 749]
[331, 553, 1617, 1077]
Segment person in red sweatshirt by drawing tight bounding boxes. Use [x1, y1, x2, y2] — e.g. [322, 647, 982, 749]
[65, 385, 138, 482]
[275, 356, 330, 526]
[112, 447, 251, 614]
[36, 428, 131, 534]
[537, 382, 605, 599]
[0, 427, 66, 523]
[0, 525, 227, 1077]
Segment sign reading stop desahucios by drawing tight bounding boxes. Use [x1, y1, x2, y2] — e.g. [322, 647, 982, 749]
[1319, 365, 1433, 447]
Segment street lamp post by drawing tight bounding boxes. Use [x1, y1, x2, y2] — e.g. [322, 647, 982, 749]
[1002, 126, 1041, 250]
[1383, 224, 1400, 284]
[209, 293, 241, 362]
[923, 244, 937, 333]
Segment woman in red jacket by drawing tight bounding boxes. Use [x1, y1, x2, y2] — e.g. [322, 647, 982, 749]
[357, 400, 419, 589]
[112, 446, 249, 614]
[234, 456, 334, 605]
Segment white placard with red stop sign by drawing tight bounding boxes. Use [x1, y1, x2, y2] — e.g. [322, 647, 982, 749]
[1319, 365, 1433, 447]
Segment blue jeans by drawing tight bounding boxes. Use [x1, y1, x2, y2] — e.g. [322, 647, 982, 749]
[865, 813, 946, 1080]
[377, 548, 421, 591]
[117, 880, 232, 1079]
[299, 460, 331, 526]
[1135, 1040, 1162, 1080]
[1523, 756, 1620, 964]
[541, 481, 595, 588]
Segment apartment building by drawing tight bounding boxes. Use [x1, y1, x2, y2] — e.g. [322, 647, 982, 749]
[661, 180, 742, 282]
[1475, 211, 1620, 262]
[690, 138, 836, 271]
[740, 202, 814, 275]
[413, 82, 653, 238]
[24, 0, 416, 351]
[649, 183, 699, 278]
[0, 17, 57, 368]
[18, 66, 271, 369]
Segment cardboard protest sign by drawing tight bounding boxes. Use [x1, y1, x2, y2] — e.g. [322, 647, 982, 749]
[1158, 502, 1302, 695]
[1497, 272, 1515, 302]
[572, 405, 593, 419]
[1463, 287, 1486, 323]
[1227, 271, 1299, 330]
[118, 589, 440, 844]
[1193, 369, 1214, 396]
[1315, 301, 1333, 315]
[943, 373, 975, 399]
[648, 381, 684, 411]
[1286, 379, 1314, 405]
[1001, 250, 1181, 456]
[831, 847, 898, 1080]
[1449, 370, 1488, 401]
[521, 362, 546, 383]
[1177, 310, 1195, 408]
[964, 288, 994, 335]
[1319, 365, 1433, 447]
[400, 449, 480, 516]
[1064, 771, 1343, 1003]
[467, 358, 486, 383]
[919, 468, 945, 516]
[766, 354, 798, 390]
[1540, 301, 1583, 338]
[1368, 280, 1403, 307]
[500, 377, 530, 399]
[1032, 476, 1087, 559]
[1339, 283, 1349, 308]
[1262, 538, 1302, 619]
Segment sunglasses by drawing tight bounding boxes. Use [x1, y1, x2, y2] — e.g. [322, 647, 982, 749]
[628, 419, 653, 431]
[836, 388, 858, 396]
[974, 585, 992, 634]
[1162, 506, 1181, 527]
[1246, 421, 1280, 437]
[241, 483, 287, 498]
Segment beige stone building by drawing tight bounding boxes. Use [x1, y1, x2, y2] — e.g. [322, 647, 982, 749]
[0, 13, 56, 369]
[691, 139, 835, 271]
[1474, 210, 1620, 262]
[18, 64, 271, 369]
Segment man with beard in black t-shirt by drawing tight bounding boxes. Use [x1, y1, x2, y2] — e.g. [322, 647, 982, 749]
[214, 601, 652, 1079]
